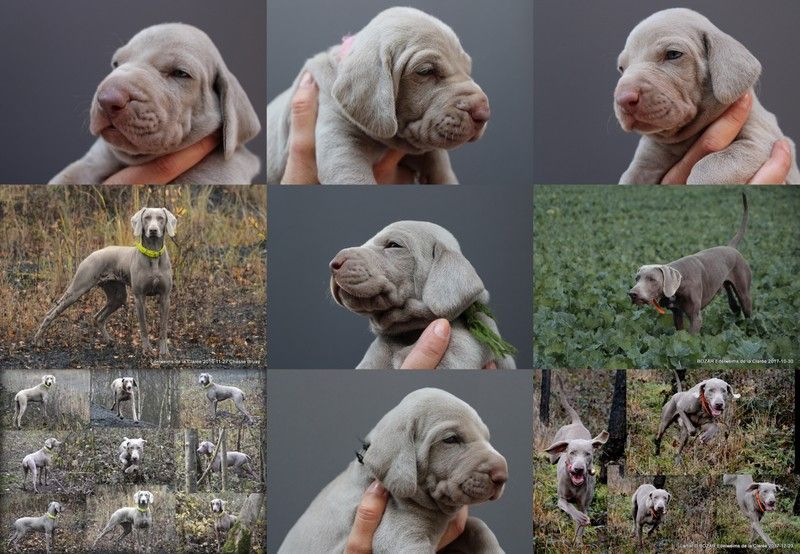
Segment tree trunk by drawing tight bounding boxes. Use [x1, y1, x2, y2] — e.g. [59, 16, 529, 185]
[600, 370, 627, 475]
[539, 369, 551, 425]
[185, 429, 198, 492]
[221, 429, 228, 492]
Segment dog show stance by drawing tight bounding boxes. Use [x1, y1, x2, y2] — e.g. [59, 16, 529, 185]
[93, 490, 154, 550]
[543, 375, 609, 544]
[33, 207, 176, 357]
[631, 484, 671, 546]
[8, 501, 64, 553]
[199, 373, 254, 423]
[110, 377, 140, 423]
[629, 193, 752, 334]
[13, 375, 56, 429]
[22, 438, 62, 493]
[654, 373, 740, 462]
[723, 474, 780, 547]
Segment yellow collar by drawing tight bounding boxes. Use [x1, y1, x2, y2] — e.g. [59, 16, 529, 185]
[203, 382, 213, 389]
[46, 512, 58, 520]
[137, 507, 150, 513]
[214, 510, 225, 517]
[135, 242, 165, 258]
[43, 383, 51, 388]
[44, 446, 53, 452]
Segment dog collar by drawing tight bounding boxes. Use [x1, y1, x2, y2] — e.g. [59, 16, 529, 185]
[137, 507, 149, 513]
[43, 383, 51, 388]
[699, 393, 713, 417]
[135, 242, 165, 258]
[650, 507, 659, 519]
[461, 302, 517, 359]
[651, 298, 667, 315]
[214, 510, 225, 517]
[203, 382, 213, 389]
[44, 446, 53, 451]
[755, 490, 766, 513]
[46, 512, 58, 520]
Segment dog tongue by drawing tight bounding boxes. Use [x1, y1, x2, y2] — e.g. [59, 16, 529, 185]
[570, 473, 585, 485]
[711, 406, 722, 416]
[651, 299, 666, 315]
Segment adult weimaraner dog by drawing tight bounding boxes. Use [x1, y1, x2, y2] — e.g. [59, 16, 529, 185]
[199, 373, 254, 423]
[50, 23, 261, 184]
[330, 221, 516, 369]
[211, 498, 238, 551]
[615, 8, 800, 184]
[13, 375, 56, 429]
[631, 483, 670, 546]
[110, 377, 139, 423]
[267, 7, 490, 184]
[654, 374, 740, 462]
[119, 437, 146, 474]
[22, 438, 62, 493]
[8, 501, 64, 554]
[33, 207, 176, 357]
[723, 474, 781, 547]
[544, 375, 609, 544]
[628, 193, 751, 334]
[93, 490, 154, 551]
[279, 388, 508, 553]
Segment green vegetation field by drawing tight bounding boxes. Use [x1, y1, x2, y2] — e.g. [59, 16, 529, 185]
[534, 186, 800, 369]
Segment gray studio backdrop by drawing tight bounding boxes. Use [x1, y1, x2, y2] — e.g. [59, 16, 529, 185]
[266, 0, 534, 186]
[533, 0, 800, 184]
[267, 186, 533, 368]
[0, 0, 266, 183]
[266, 370, 533, 553]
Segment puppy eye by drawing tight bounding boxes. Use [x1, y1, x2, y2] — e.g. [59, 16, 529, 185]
[112, 60, 119, 69]
[385, 241, 403, 249]
[415, 65, 435, 77]
[618, 65, 624, 74]
[635, 275, 640, 282]
[170, 69, 192, 79]
[665, 50, 683, 61]
[442, 435, 462, 444]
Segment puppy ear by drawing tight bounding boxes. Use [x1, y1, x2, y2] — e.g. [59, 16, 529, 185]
[132, 379, 138, 387]
[591, 430, 609, 448]
[725, 382, 741, 399]
[162, 208, 177, 237]
[705, 28, 761, 105]
[332, 33, 398, 139]
[422, 241, 485, 320]
[130, 208, 146, 238]
[746, 483, 760, 492]
[666, 492, 672, 503]
[362, 414, 418, 498]
[693, 381, 707, 399]
[148, 492, 154, 504]
[215, 63, 261, 159]
[544, 440, 569, 462]
[658, 265, 682, 297]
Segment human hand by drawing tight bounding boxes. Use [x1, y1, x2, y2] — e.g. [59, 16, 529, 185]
[661, 94, 791, 185]
[281, 73, 413, 184]
[344, 480, 467, 553]
[103, 132, 220, 184]
[399, 319, 497, 369]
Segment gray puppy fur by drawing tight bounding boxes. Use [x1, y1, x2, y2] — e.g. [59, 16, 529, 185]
[22, 438, 62, 493]
[8, 501, 64, 554]
[544, 376, 609, 543]
[628, 193, 751, 334]
[329, 221, 515, 369]
[50, 23, 261, 184]
[279, 388, 508, 553]
[13, 375, 56, 429]
[615, 8, 800, 184]
[631, 484, 671, 546]
[119, 437, 146, 474]
[267, 7, 490, 184]
[723, 474, 780, 547]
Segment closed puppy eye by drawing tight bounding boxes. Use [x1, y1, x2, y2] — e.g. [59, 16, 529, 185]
[170, 69, 192, 79]
[385, 241, 403, 249]
[665, 50, 683, 61]
[442, 435, 462, 444]
[415, 65, 436, 77]
[618, 65, 625, 74]
[112, 60, 119, 69]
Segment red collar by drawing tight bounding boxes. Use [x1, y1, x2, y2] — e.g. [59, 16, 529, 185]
[699, 393, 712, 417]
[755, 490, 766, 513]
[650, 507, 660, 519]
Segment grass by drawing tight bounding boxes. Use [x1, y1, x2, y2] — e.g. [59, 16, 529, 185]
[0, 492, 87, 553]
[0, 185, 266, 369]
[178, 370, 265, 430]
[0, 370, 89, 430]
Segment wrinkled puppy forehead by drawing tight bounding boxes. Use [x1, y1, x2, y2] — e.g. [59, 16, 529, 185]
[114, 23, 222, 70]
[369, 221, 461, 251]
[624, 8, 710, 55]
[375, 387, 489, 436]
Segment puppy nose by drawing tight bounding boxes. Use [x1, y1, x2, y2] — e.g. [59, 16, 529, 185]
[469, 99, 491, 123]
[329, 255, 347, 271]
[97, 86, 130, 114]
[628, 291, 638, 300]
[489, 465, 508, 486]
[714, 403, 723, 410]
[615, 88, 640, 113]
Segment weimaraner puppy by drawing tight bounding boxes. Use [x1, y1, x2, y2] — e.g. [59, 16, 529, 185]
[330, 221, 516, 369]
[544, 375, 609, 543]
[22, 438, 62, 493]
[211, 498, 238, 551]
[628, 193, 751, 334]
[33, 207, 176, 357]
[13, 375, 56, 429]
[110, 377, 139, 423]
[119, 437, 146, 474]
[50, 24, 261, 185]
[8, 501, 64, 554]
[631, 484, 670, 546]
[615, 8, 800, 184]
[93, 490, 154, 551]
[723, 474, 780, 547]
[196, 441, 258, 480]
[654, 375, 740, 462]
[279, 388, 508, 553]
[199, 373, 254, 423]
[267, 7, 490, 184]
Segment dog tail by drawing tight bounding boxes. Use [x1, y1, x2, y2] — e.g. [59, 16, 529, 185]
[555, 373, 581, 424]
[673, 370, 683, 393]
[728, 193, 748, 248]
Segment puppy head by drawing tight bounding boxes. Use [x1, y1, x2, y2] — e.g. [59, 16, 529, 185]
[127, 438, 146, 461]
[118, 376, 138, 394]
[134, 490, 154, 508]
[747, 482, 779, 512]
[693, 378, 740, 417]
[330, 221, 486, 335]
[47, 502, 64, 515]
[197, 441, 215, 456]
[363, 388, 507, 510]
[44, 438, 62, 450]
[42, 375, 56, 388]
[647, 488, 671, 514]
[614, 8, 760, 142]
[332, 7, 489, 152]
[91, 23, 260, 163]
[544, 432, 608, 487]
[131, 208, 177, 239]
[211, 498, 225, 513]
[629, 264, 682, 305]
[199, 373, 213, 387]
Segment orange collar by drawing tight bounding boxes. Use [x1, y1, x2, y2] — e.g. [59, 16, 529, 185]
[755, 490, 766, 513]
[650, 507, 659, 519]
[699, 393, 712, 417]
[651, 299, 666, 315]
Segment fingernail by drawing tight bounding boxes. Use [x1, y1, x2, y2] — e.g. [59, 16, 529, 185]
[299, 72, 313, 88]
[433, 319, 449, 339]
[739, 93, 751, 105]
[777, 139, 791, 155]
[367, 481, 387, 496]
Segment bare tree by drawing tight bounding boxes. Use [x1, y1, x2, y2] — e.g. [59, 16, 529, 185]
[600, 370, 627, 482]
[185, 429, 198, 492]
[221, 428, 228, 492]
[539, 369, 551, 425]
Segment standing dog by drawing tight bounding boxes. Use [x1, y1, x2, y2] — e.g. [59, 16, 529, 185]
[22, 438, 62, 493]
[110, 377, 139, 423]
[33, 207, 176, 357]
[544, 375, 609, 543]
[211, 499, 238, 551]
[631, 484, 670, 546]
[723, 475, 780, 547]
[119, 437, 147, 474]
[8, 501, 64, 554]
[13, 375, 56, 429]
[628, 193, 752, 334]
[199, 373, 254, 423]
[93, 490, 154, 551]
[654, 375, 740, 462]
[197, 441, 258, 480]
